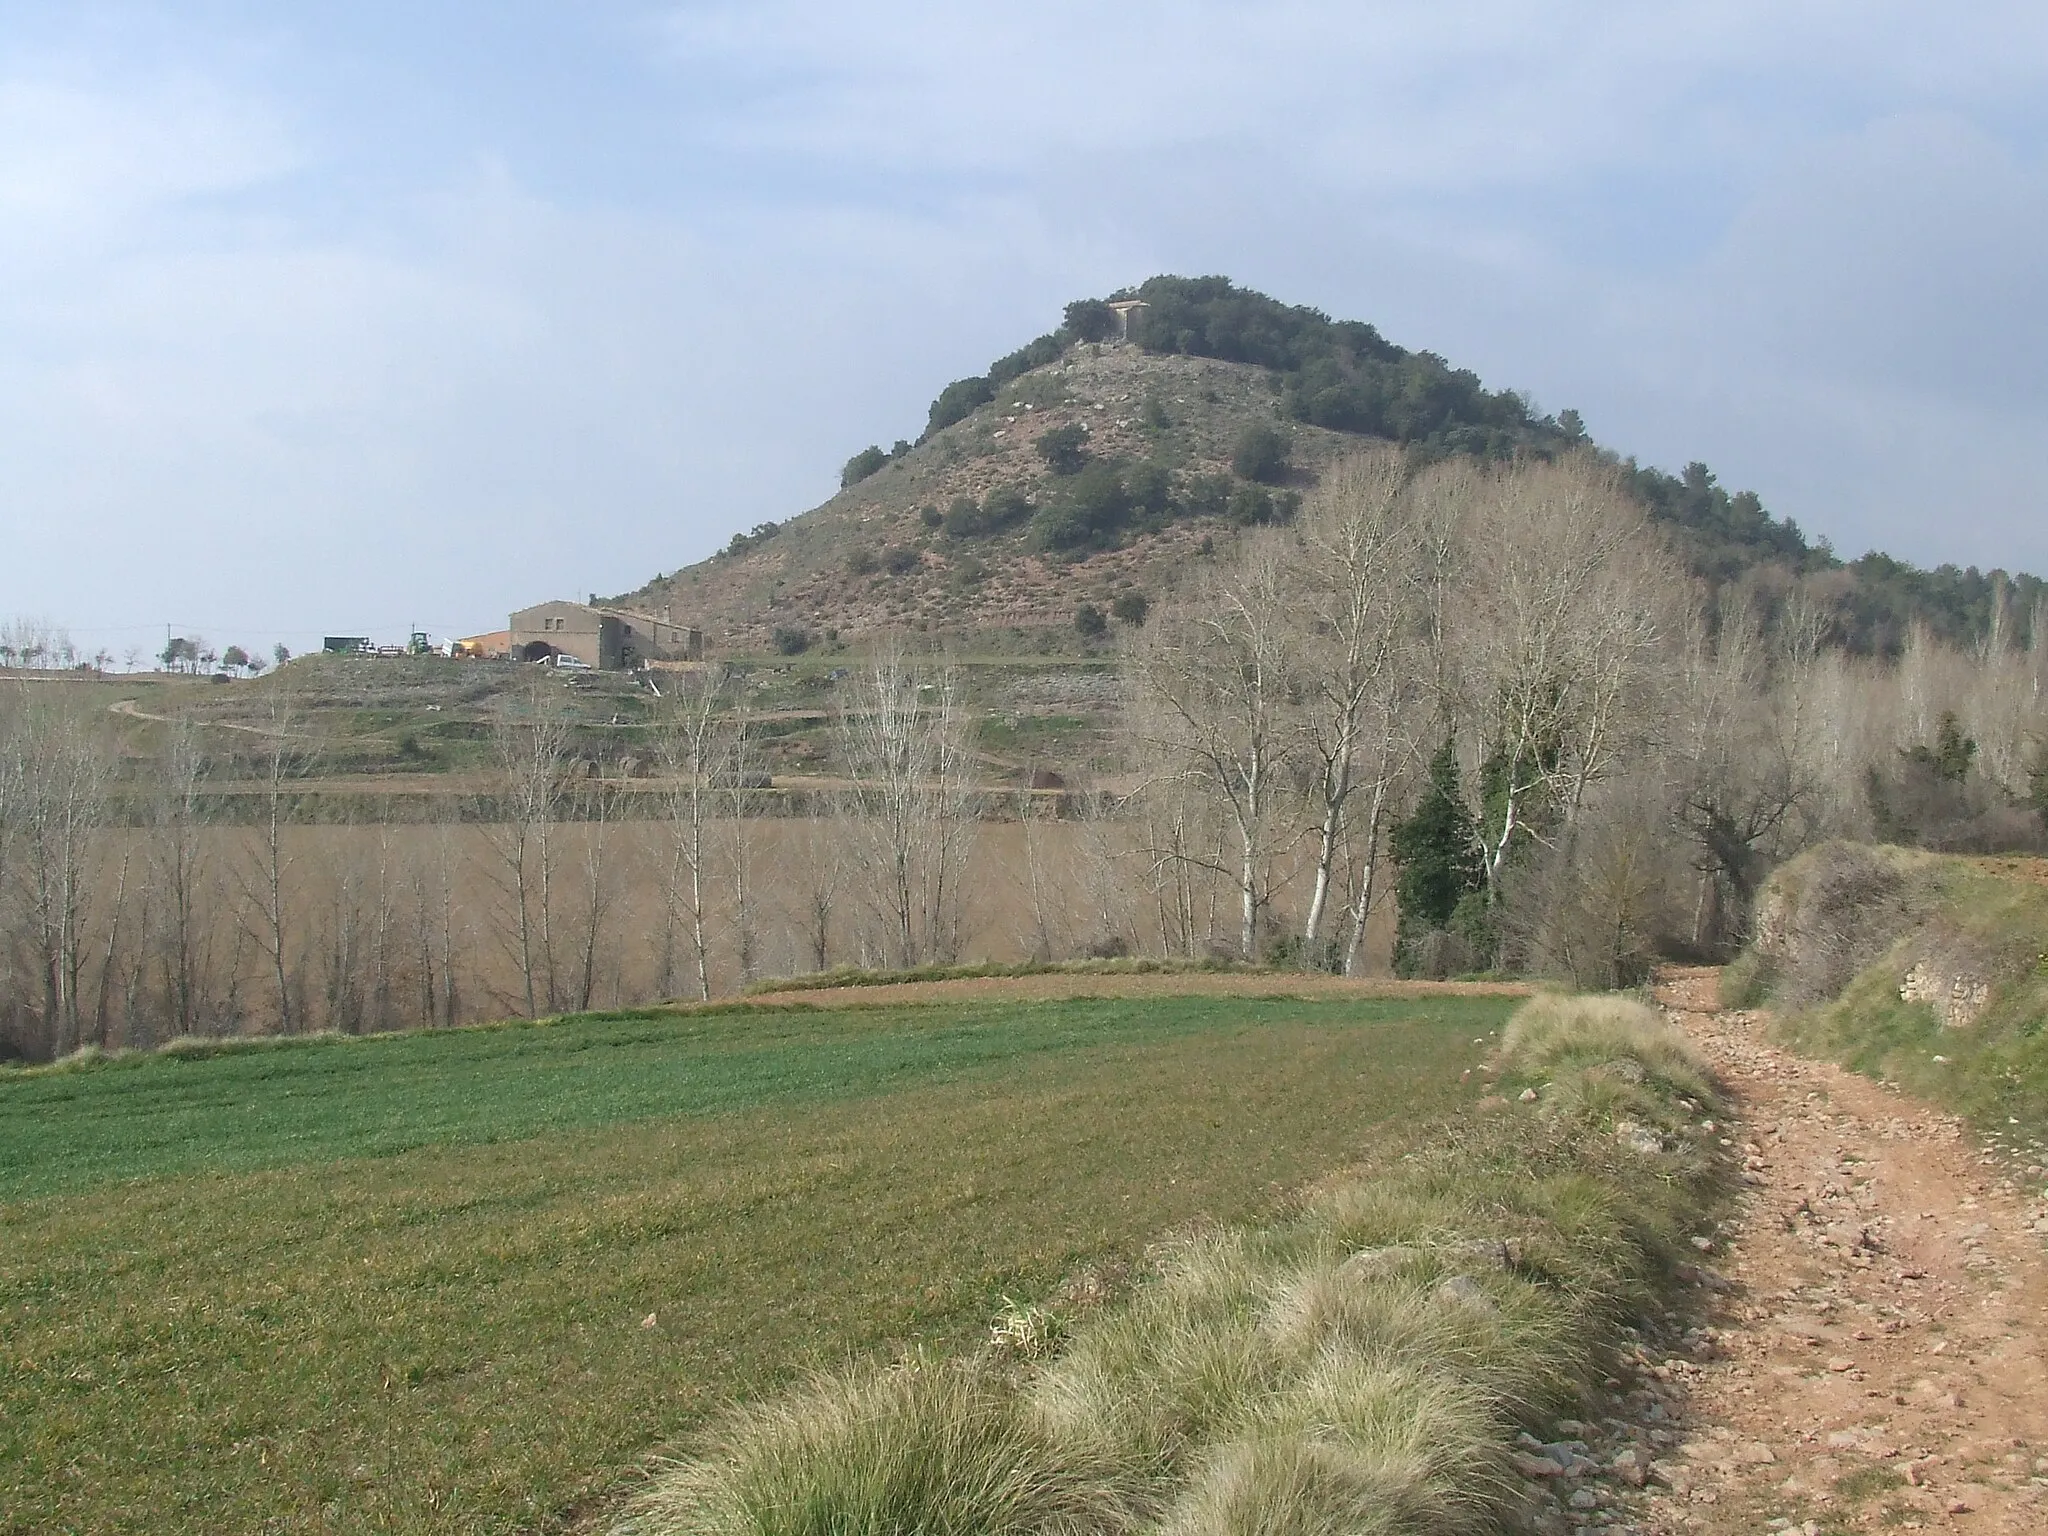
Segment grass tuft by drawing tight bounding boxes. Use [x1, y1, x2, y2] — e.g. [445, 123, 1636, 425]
[618, 1357, 1128, 1536]
[1716, 947, 1771, 1009]
[1501, 992, 1715, 1102]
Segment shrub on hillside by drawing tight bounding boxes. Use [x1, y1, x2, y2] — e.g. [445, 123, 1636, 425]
[1074, 603, 1107, 640]
[1063, 299, 1118, 343]
[988, 333, 1066, 388]
[1756, 842, 1928, 1009]
[1231, 424, 1291, 484]
[841, 446, 890, 488]
[1031, 463, 1131, 552]
[1110, 591, 1150, 627]
[924, 377, 997, 439]
[1036, 423, 1090, 476]
[942, 488, 1033, 540]
[1184, 473, 1233, 519]
[771, 627, 810, 657]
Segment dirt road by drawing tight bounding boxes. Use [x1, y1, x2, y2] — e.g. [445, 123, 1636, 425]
[1545, 969, 2048, 1535]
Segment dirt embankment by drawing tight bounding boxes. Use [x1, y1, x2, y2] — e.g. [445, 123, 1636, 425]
[743, 970, 1533, 1008]
[1619, 968, 2048, 1534]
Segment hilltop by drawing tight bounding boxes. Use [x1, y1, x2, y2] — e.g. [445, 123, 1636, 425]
[611, 276, 2042, 658]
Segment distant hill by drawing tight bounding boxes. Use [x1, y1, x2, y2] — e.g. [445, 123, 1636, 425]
[612, 276, 2042, 657]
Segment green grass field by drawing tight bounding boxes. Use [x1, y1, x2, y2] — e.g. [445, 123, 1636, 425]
[0, 991, 1513, 1535]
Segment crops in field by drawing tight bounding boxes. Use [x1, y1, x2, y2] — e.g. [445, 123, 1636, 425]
[1, 990, 1509, 1535]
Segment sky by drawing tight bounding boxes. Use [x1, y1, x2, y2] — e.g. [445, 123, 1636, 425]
[2, 2, 2044, 664]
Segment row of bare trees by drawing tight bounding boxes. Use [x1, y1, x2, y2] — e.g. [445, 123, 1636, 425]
[0, 652, 996, 1061]
[1121, 447, 2048, 983]
[0, 691, 482, 1060]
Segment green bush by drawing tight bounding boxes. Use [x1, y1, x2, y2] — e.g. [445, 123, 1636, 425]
[1031, 463, 1131, 552]
[1390, 742, 1485, 976]
[988, 334, 1066, 388]
[771, 628, 810, 657]
[1036, 423, 1090, 476]
[1074, 603, 1108, 640]
[1063, 300, 1118, 344]
[1231, 424, 1290, 484]
[1110, 591, 1150, 627]
[841, 446, 890, 488]
[1226, 484, 1274, 526]
[1184, 474, 1232, 519]
[943, 488, 1034, 540]
[923, 378, 996, 439]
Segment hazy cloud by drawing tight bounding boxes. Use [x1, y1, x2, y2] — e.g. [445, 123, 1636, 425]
[2, 3, 2044, 655]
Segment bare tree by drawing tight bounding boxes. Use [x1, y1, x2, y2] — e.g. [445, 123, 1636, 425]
[485, 672, 572, 1015]
[1668, 594, 1822, 948]
[837, 640, 977, 967]
[724, 696, 760, 985]
[1123, 540, 1295, 960]
[567, 777, 620, 1011]
[3, 689, 111, 1056]
[147, 718, 218, 1040]
[1286, 450, 1424, 968]
[652, 665, 729, 999]
[791, 798, 844, 974]
[233, 691, 314, 1032]
[1447, 454, 1676, 901]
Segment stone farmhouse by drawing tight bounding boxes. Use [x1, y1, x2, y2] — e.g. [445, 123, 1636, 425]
[509, 600, 702, 671]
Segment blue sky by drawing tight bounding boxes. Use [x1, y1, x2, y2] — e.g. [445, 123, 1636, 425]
[3, 2, 2045, 661]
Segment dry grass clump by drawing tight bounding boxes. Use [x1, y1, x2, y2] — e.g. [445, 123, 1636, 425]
[1161, 1351, 1503, 1536]
[1500, 992, 1713, 1102]
[616, 1358, 1126, 1536]
[619, 992, 1731, 1536]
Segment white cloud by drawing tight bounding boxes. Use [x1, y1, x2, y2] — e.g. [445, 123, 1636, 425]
[0, 72, 298, 275]
[4, 2, 2047, 655]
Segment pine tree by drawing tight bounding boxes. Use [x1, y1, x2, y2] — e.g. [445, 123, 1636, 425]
[1389, 740, 1484, 972]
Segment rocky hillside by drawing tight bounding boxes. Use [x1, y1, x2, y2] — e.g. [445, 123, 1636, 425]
[611, 277, 2042, 658]
[612, 344, 1373, 653]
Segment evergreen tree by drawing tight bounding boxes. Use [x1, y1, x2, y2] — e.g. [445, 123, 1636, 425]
[1389, 740, 1484, 971]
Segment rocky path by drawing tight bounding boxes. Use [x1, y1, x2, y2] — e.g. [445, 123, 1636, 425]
[1614, 968, 2048, 1534]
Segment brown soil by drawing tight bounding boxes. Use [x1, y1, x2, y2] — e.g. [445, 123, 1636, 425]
[1575, 968, 2048, 1535]
[1963, 855, 2048, 888]
[742, 971, 1533, 1008]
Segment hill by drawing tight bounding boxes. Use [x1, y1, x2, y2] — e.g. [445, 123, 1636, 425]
[611, 276, 2042, 658]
